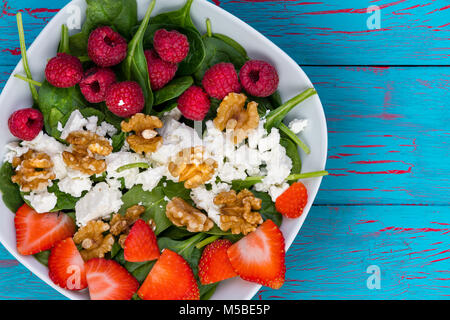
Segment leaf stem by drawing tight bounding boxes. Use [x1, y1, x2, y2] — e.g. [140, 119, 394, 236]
[57, 24, 70, 54]
[116, 162, 150, 173]
[206, 18, 213, 37]
[279, 123, 310, 154]
[264, 88, 317, 130]
[232, 170, 329, 185]
[14, 74, 42, 87]
[195, 235, 220, 249]
[179, 233, 207, 255]
[16, 12, 39, 103]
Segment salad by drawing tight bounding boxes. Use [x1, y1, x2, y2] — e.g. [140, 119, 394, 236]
[0, 0, 328, 300]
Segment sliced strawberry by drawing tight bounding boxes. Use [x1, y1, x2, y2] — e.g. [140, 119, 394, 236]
[14, 204, 76, 255]
[227, 219, 286, 289]
[85, 258, 139, 300]
[48, 238, 87, 290]
[199, 239, 237, 285]
[137, 249, 199, 300]
[124, 219, 160, 262]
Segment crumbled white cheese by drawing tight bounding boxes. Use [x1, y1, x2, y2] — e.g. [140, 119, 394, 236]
[75, 182, 123, 226]
[3, 142, 29, 163]
[58, 175, 92, 198]
[190, 182, 231, 225]
[85, 116, 99, 133]
[105, 151, 146, 189]
[161, 107, 182, 122]
[288, 118, 308, 134]
[96, 121, 117, 137]
[267, 183, 290, 202]
[24, 191, 57, 213]
[135, 166, 166, 191]
[59, 110, 88, 139]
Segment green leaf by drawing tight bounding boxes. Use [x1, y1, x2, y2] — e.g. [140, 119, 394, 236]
[150, 0, 196, 30]
[122, 0, 155, 113]
[200, 283, 218, 300]
[161, 180, 192, 202]
[154, 76, 193, 106]
[252, 191, 282, 227]
[48, 182, 82, 212]
[0, 162, 23, 213]
[212, 33, 249, 59]
[58, 24, 70, 54]
[114, 250, 155, 283]
[111, 131, 126, 152]
[34, 250, 51, 266]
[69, 0, 138, 56]
[279, 137, 302, 175]
[119, 184, 171, 235]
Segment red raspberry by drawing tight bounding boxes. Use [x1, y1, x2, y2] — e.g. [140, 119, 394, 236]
[144, 49, 178, 91]
[239, 60, 279, 97]
[105, 81, 145, 118]
[275, 182, 308, 218]
[79, 67, 116, 103]
[153, 29, 189, 64]
[88, 26, 128, 67]
[44, 53, 83, 88]
[202, 63, 241, 100]
[8, 108, 44, 141]
[177, 86, 210, 121]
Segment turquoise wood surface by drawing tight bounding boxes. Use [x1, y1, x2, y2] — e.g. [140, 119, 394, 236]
[0, 0, 449, 300]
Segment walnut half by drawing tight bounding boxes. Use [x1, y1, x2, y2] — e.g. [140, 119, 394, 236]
[11, 150, 55, 192]
[73, 220, 114, 261]
[214, 189, 263, 235]
[166, 197, 214, 232]
[213, 92, 260, 144]
[121, 113, 163, 154]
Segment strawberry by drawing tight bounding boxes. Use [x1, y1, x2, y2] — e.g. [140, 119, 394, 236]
[227, 220, 286, 289]
[137, 249, 199, 300]
[14, 204, 76, 255]
[275, 181, 308, 218]
[124, 219, 160, 262]
[48, 238, 87, 290]
[198, 239, 237, 285]
[85, 258, 139, 300]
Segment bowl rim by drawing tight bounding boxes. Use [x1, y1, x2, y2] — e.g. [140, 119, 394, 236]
[0, 0, 328, 300]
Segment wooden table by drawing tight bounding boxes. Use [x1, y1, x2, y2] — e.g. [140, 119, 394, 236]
[0, 0, 448, 300]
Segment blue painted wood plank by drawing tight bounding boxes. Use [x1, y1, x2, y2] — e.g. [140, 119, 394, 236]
[0, 0, 448, 66]
[1, 205, 450, 299]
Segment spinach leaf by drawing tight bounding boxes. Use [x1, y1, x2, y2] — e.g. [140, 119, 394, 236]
[252, 191, 282, 227]
[0, 162, 23, 213]
[47, 182, 82, 212]
[159, 226, 194, 240]
[212, 33, 249, 59]
[111, 131, 126, 152]
[119, 184, 171, 235]
[37, 80, 87, 139]
[122, 0, 155, 114]
[34, 250, 51, 266]
[200, 283, 218, 300]
[58, 24, 70, 54]
[154, 76, 193, 105]
[69, 0, 138, 56]
[161, 180, 192, 202]
[194, 36, 247, 82]
[280, 137, 302, 175]
[150, 0, 196, 30]
[143, 24, 205, 76]
[114, 250, 155, 283]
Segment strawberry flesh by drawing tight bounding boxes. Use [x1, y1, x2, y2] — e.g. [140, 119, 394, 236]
[124, 219, 160, 262]
[199, 239, 237, 285]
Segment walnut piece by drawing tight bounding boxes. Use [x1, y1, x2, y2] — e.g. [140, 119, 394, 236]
[110, 205, 145, 236]
[11, 150, 55, 192]
[168, 146, 217, 189]
[166, 197, 214, 232]
[62, 131, 112, 175]
[214, 189, 263, 235]
[121, 113, 163, 154]
[213, 92, 260, 144]
[73, 220, 114, 261]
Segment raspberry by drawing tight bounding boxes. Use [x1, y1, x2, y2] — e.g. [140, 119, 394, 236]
[105, 81, 145, 118]
[144, 50, 178, 91]
[239, 60, 279, 97]
[177, 86, 210, 121]
[79, 67, 116, 103]
[44, 53, 83, 88]
[275, 182, 308, 219]
[202, 62, 241, 100]
[153, 29, 189, 64]
[8, 108, 44, 141]
[88, 26, 128, 67]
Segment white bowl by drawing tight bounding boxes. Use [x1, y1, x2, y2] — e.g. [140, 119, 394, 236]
[0, 0, 327, 300]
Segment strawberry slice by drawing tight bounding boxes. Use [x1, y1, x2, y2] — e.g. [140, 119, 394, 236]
[48, 238, 87, 290]
[227, 219, 286, 289]
[14, 204, 76, 255]
[124, 219, 160, 262]
[85, 258, 139, 300]
[137, 249, 199, 300]
[198, 239, 237, 285]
